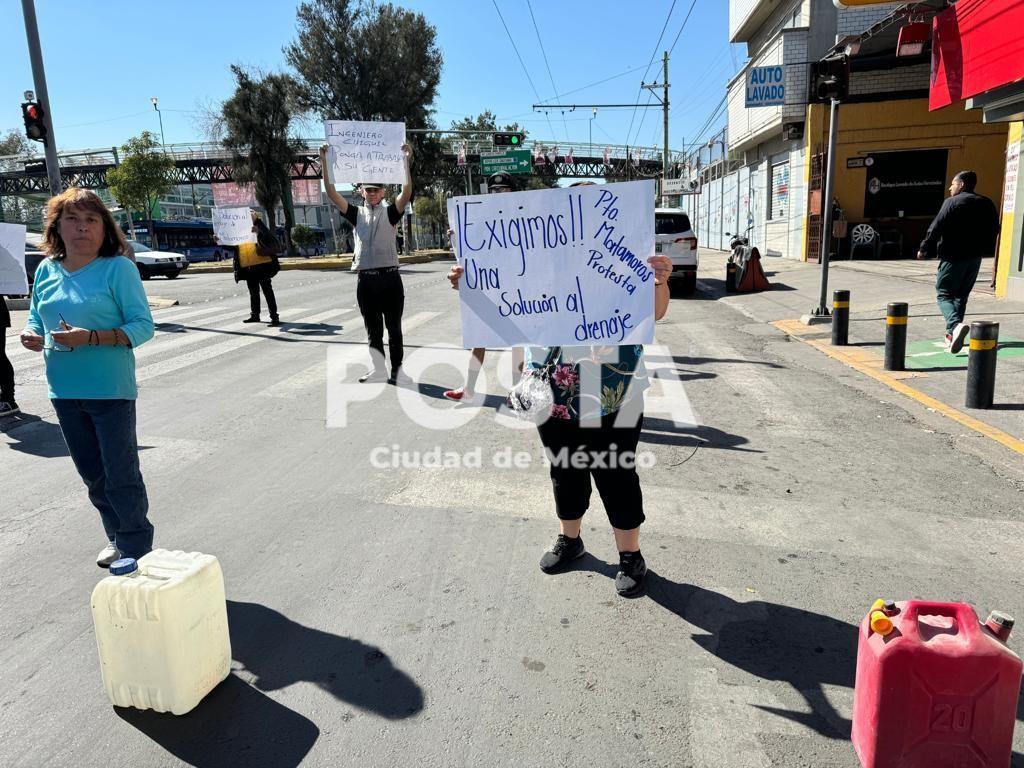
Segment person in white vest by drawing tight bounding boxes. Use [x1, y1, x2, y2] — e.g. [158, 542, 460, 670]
[320, 142, 414, 384]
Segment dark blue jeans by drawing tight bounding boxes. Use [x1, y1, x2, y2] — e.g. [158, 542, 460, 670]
[52, 399, 154, 559]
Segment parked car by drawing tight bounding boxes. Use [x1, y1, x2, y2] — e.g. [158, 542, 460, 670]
[655, 208, 698, 295]
[126, 240, 188, 280]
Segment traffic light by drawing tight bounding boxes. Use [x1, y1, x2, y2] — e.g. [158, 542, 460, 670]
[21, 101, 47, 144]
[814, 56, 850, 102]
[493, 132, 524, 147]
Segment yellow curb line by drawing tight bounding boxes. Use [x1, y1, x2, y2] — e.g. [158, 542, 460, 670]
[774, 319, 1024, 458]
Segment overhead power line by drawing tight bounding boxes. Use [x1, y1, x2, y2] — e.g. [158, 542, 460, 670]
[626, 0, 678, 146]
[491, 0, 556, 139]
[526, 0, 570, 143]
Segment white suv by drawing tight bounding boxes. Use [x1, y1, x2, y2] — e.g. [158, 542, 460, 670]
[127, 240, 188, 280]
[655, 208, 698, 295]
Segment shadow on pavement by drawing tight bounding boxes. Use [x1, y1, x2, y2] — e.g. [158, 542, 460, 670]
[645, 575, 857, 739]
[227, 601, 425, 720]
[2, 417, 70, 458]
[641, 416, 761, 452]
[115, 674, 319, 768]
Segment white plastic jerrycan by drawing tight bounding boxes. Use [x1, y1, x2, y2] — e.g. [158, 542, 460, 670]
[91, 549, 231, 715]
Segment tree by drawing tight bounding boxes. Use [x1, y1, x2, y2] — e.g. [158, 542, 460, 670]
[412, 194, 446, 242]
[285, 0, 442, 130]
[290, 224, 318, 253]
[220, 66, 303, 254]
[106, 131, 176, 237]
[0, 130, 34, 224]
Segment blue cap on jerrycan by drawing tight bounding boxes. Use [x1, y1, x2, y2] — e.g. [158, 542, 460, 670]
[109, 558, 138, 576]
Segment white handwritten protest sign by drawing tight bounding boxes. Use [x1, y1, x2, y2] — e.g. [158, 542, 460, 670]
[324, 120, 406, 185]
[212, 207, 256, 246]
[0, 223, 28, 296]
[446, 180, 656, 348]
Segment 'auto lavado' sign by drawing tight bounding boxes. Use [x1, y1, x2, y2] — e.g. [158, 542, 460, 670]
[745, 66, 786, 108]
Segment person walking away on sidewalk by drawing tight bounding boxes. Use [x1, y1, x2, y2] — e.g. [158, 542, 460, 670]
[19, 188, 156, 567]
[233, 213, 282, 327]
[447, 249, 673, 597]
[1, 295, 18, 417]
[917, 170, 1000, 353]
[320, 142, 414, 384]
[444, 173, 524, 402]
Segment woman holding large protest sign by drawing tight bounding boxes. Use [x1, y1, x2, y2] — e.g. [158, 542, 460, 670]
[447, 232, 672, 598]
[19, 188, 155, 567]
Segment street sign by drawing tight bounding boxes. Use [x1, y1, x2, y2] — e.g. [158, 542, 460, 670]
[662, 178, 687, 194]
[745, 66, 786, 108]
[480, 149, 531, 175]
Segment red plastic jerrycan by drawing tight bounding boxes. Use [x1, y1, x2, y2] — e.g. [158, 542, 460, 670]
[852, 601, 1022, 767]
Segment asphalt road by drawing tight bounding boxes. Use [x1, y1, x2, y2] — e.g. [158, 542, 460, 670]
[3, 265, 1024, 767]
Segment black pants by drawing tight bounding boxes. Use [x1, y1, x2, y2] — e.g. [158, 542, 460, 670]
[536, 409, 645, 530]
[0, 329, 14, 403]
[356, 270, 404, 372]
[247, 278, 278, 320]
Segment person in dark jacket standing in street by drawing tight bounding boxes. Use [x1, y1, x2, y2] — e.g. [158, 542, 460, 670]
[0, 294, 18, 417]
[917, 171, 1000, 353]
[319, 142, 413, 384]
[232, 214, 282, 327]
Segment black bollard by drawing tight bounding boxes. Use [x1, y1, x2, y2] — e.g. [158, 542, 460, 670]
[884, 302, 908, 371]
[726, 260, 737, 292]
[831, 289, 850, 346]
[966, 320, 999, 409]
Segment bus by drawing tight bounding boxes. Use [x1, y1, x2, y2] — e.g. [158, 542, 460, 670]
[129, 220, 224, 262]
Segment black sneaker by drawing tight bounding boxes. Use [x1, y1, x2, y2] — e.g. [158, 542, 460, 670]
[268, 317, 282, 327]
[242, 316, 261, 323]
[358, 369, 388, 383]
[0, 401, 19, 417]
[615, 551, 647, 597]
[539, 534, 585, 574]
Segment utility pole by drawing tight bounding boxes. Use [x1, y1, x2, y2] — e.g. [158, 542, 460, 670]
[642, 51, 671, 207]
[811, 97, 840, 318]
[21, 0, 62, 196]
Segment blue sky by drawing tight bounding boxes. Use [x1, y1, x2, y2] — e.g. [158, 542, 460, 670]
[1, 0, 744, 156]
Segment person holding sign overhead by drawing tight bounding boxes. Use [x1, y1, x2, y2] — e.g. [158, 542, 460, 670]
[319, 141, 414, 384]
[447, 177, 673, 597]
[19, 188, 155, 567]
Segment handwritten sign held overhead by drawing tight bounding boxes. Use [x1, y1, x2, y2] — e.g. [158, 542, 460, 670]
[0, 223, 29, 296]
[212, 207, 256, 246]
[323, 120, 406, 185]
[446, 180, 656, 348]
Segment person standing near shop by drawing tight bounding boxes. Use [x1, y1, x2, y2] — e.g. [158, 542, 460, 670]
[917, 171, 1000, 353]
[319, 142, 413, 384]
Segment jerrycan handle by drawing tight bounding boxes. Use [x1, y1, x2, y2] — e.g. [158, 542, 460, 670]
[901, 601, 980, 642]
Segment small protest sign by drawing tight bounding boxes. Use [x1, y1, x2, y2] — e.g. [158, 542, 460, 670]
[324, 120, 407, 185]
[212, 207, 256, 246]
[446, 180, 656, 348]
[0, 223, 28, 296]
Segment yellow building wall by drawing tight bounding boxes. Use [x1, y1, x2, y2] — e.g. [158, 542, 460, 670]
[995, 122, 1022, 299]
[804, 99, 1008, 259]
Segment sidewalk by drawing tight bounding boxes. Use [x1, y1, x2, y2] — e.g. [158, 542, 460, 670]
[696, 248, 1024, 456]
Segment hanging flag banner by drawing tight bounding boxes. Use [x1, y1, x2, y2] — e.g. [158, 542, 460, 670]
[212, 207, 256, 246]
[565, 148, 575, 165]
[603, 147, 611, 167]
[323, 120, 407, 184]
[457, 142, 467, 167]
[446, 180, 656, 348]
[0, 223, 29, 295]
[212, 182, 257, 207]
[547, 147, 558, 164]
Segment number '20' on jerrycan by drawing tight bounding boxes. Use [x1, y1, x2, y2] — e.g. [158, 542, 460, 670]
[852, 600, 1022, 768]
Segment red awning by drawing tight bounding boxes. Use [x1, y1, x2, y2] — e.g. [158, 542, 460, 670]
[931, 0, 1024, 111]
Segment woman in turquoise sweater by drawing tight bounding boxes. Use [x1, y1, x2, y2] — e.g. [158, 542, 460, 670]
[20, 188, 155, 567]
